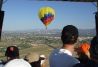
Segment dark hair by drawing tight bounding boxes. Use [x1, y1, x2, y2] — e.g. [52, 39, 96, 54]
[5, 46, 19, 58]
[90, 36, 98, 60]
[61, 25, 78, 44]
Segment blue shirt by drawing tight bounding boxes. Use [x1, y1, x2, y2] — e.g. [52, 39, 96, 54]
[49, 49, 80, 67]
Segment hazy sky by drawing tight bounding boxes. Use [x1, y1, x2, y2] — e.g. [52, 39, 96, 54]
[2, 0, 97, 31]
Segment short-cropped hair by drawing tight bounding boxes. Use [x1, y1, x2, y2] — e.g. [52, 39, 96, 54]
[61, 25, 78, 44]
[5, 46, 19, 58]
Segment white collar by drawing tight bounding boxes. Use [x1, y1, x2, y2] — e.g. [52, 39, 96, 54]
[59, 49, 72, 56]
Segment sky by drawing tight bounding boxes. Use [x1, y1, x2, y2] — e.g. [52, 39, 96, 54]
[2, 0, 97, 31]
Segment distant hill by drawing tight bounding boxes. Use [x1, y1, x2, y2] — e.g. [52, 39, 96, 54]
[79, 29, 96, 36]
[2, 29, 96, 37]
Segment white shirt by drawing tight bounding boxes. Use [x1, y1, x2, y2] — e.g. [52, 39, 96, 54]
[49, 48, 79, 67]
[59, 49, 72, 56]
[4, 59, 31, 67]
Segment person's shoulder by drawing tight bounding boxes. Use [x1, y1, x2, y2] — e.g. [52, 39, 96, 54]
[49, 48, 60, 60]
[52, 48, 60, 52]
[50, 48, 60, 54]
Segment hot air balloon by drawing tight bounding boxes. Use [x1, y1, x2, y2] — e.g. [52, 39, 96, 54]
[38, 7, 55, 29]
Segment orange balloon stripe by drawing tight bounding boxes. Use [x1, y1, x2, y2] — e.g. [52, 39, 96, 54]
[40, 15, 54, 27]
[43, 17, 54, 26]
[44, 22, 51, 26]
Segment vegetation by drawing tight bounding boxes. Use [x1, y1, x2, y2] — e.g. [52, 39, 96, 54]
[0, 31, 93, 67]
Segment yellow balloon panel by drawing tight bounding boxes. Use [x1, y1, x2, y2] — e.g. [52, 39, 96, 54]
[39, 7, 55, 19]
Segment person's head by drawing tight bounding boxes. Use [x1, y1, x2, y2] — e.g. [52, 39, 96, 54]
[61, 25, 78, 45]
[4, 59, 31, 67]
[77, 43, 90, 58]
[39, 55, 46, 60]
[5, 46, 19, 60]
[80, 43, 90, 53]
[90, 36, 98, 62]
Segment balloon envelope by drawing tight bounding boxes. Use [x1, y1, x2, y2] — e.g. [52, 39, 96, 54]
[39, 7, 55, 27]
